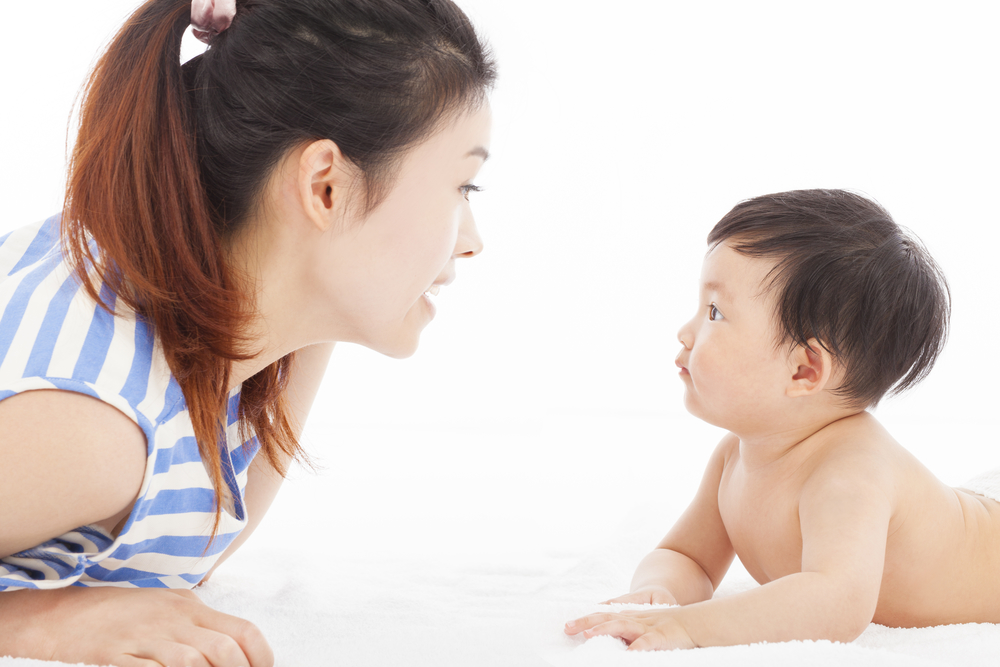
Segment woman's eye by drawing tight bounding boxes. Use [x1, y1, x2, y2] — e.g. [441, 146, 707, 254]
[709, 304, 723, 321]
[460, 184, 482, 200]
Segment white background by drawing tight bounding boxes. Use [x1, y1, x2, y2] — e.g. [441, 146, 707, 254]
[2, 1, 999, 571]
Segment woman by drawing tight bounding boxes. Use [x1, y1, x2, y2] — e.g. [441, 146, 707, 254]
[0, 0, 495, 664]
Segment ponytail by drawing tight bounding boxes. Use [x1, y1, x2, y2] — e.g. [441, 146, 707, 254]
[62, 0, 298, 537]
[63, 0, 495, 536]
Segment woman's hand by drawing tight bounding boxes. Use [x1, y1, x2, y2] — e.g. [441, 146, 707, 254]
[564, 608, 696, 651]
[601, 585, 678, 605]
[0, 587, 273, 667]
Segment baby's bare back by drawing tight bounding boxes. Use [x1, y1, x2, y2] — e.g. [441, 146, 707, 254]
[718, 412, 1000, 628]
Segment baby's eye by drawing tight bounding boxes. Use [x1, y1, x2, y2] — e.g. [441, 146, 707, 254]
[460, 184, 483, 201]
[709, 303, 724, 321]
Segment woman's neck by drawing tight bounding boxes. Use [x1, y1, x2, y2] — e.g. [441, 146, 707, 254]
[223, 211, 320, 390]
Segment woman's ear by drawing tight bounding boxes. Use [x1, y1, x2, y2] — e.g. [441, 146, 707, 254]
[297, 139, 353, 232]
[786, 338, 835, 398]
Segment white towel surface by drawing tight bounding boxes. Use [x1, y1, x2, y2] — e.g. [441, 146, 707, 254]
[2, 412, 998, 666]
[961, 468, 1000, 503]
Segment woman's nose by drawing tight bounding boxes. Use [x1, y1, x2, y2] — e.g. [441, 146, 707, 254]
[455, 211, 483, 258]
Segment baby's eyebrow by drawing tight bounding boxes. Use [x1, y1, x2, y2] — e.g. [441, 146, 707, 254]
[703, 280, 733, 301]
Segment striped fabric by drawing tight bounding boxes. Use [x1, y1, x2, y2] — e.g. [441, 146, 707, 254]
[0, 215, 257, 590]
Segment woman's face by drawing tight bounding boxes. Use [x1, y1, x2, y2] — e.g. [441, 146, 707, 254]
[315, 105, 492, 358]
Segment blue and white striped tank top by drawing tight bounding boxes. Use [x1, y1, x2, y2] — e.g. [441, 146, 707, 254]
[0, 215, 258, 590]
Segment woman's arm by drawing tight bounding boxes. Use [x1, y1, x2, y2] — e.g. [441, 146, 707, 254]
[0, 587, 272, 666]
[283, 342, 336, 438]
[0, 390, 146, 558]
[0, 390, 273, 666]
[202, 342, 335, 580]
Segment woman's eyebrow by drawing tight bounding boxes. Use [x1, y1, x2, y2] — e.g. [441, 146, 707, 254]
[467, 146, 490, 161]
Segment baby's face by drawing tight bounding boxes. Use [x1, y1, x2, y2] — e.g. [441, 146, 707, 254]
[675, 242, 794, 433]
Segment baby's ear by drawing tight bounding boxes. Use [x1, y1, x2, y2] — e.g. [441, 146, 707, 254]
[786, 338, 835, 398]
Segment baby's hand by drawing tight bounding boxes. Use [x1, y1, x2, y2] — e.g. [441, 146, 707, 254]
[565, 608, 695, 651]
[601, 585, 678, 606]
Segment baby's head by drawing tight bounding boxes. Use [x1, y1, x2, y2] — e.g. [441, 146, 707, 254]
[677, 189, 949, 430]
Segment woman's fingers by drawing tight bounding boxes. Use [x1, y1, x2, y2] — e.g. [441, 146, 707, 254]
[131, 641, 211, 667]
[186, 597, 273, 667]
[114, 656, 163, 667]
[1, 587, 272, 667]
[174, 626, 255, 667]
[116, 597, 271, 667]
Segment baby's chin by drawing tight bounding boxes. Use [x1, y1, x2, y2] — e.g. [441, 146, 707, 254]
[682, 392, 739, 432]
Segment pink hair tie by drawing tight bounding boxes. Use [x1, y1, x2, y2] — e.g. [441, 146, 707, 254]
[191, 0, 237, 44]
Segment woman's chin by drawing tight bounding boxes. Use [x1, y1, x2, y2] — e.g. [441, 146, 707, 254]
[382, 344, 419, 360]
[368, 331, 422, 360]
[359, 309, 431, 359]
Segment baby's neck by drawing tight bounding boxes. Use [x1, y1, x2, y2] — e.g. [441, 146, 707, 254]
[733, 407, 866, 470]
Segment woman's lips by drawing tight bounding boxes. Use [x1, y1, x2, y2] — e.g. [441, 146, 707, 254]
[675, 358, 690, 375]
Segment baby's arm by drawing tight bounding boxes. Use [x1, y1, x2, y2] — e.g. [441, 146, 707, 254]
[606, 434, 737, 606]
[569, 451, 894, 649]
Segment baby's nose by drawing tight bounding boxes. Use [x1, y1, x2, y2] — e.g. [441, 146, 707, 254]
[677, 325, 693, 349]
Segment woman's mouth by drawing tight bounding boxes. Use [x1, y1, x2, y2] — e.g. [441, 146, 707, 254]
[422, 284, 441, 317]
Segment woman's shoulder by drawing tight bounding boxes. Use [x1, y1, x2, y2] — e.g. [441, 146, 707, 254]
[0, 388, 146, 558]
[0, 215, 61, 276]
[0, 216, 185, 431]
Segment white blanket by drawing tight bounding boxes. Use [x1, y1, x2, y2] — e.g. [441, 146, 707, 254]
[2, 414, 997, 666]
[4, 550, 997, 667]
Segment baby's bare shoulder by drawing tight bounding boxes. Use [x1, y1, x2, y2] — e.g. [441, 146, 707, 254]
[816, 412, 899, 460]
[802, 413, 902, 496]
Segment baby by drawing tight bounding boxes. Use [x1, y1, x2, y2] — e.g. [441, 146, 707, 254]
[565, 189, 1000, 650]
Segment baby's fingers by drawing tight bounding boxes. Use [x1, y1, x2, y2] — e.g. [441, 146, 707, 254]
[628, 631, 674, 652]
[626, 617, 697, 652]
[565, 612, 618, 635]
[583, 619, 649, 644]
[601, 586, 678, 606]
[601, 592, 651, 605]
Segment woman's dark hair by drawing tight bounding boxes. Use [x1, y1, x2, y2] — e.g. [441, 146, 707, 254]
[62, 0, 496, 534]
[707, 189, 950, 408]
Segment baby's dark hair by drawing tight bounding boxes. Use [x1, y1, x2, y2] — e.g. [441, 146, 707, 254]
[708, 189, 950, 408]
